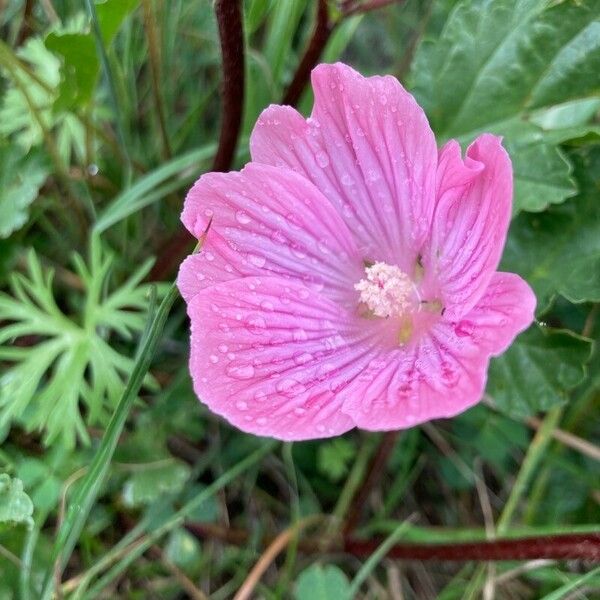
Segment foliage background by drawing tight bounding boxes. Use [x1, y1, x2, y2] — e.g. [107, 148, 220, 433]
[0, 0, 599, 598]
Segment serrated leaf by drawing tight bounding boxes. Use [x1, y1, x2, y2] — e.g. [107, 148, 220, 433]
[0, 37, 86, 163]
[294, 564, 351, 600]
[501, 146, 600, 312]
[0, 474, 33, 528]
[487, 326, 592, 418]
[0, 242, 161, 447]
[317, 438, 356, 482]
[411, 0, 600, 213]
[0, 144, 48, 238]
[122, 460, 190, 507]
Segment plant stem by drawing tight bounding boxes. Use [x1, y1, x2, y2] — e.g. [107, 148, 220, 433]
[185, 522, 600, 561]
[212, 0, 245, 172]
[282, 0, 333, 107]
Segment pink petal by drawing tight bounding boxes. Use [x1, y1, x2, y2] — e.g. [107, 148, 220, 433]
[340, 328, 488, 430]
[341, 272, 535, 430]
[453, 271, 536, 356]
[426, 134, 512, 319]
[186, 276, 383, 440]
[178, 163, 363, 304]
[250, 62, 437, 269]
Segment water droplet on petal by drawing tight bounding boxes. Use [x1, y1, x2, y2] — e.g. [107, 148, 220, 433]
[236, 400, 248, 410]
[245, 313, 267, 334]
[316, 151, 330, 168]
[293, 328, 308, 341]
[227, 364, 254, 380]
[235, 210, 251, 225]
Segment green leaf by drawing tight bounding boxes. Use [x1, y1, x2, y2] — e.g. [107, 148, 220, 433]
[411, 0, 600, 212]
[487, 326, 592, 418]
[0, 474, 33, 528]
[501, 146, 600, 312]
[294, 564, 351, 600]
[45, 0, 138, 111]
[0, 144, 48, 238]
[0, 242, 162, 447]
[122, 461, 190, 507]
[317, 438, 356, 482]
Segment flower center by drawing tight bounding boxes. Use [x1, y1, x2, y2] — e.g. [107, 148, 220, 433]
[354, 262, 417, 318]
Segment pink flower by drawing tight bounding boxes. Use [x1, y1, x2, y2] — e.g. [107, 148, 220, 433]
[177, 63, 536, 440]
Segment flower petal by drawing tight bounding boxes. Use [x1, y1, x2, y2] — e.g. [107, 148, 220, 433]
[250, 63, 438, 268]
[341, 272, 534, 430]
[427, 134, 512, 319]
[178, 163, 363, 304]
[452, 271, 536, 356]
[340, 328, 488, 431]
[186, 276, 385, 440]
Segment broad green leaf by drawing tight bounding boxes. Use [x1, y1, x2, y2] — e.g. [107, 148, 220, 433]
[0, 474, 33, 528]
[294, 564, 351, 600]
[487, 326, 592, 418]
[501, 146, 600, 311]
[122, 461, 190, 507]
[411, 0, 600, 213]
[0, 144, 48, 238]
[45, 0, 138, 111]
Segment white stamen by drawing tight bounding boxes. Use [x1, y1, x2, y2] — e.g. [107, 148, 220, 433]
[354, 262, 415, 318]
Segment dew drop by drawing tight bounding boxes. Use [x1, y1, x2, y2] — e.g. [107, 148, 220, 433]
[316, 151, 330, 168]
[260, 300, 275, 311]
[293, 328, 308, 341]
[235, 400, 248, 411]
[235, 210, 251, 225]
[247, 253, 266, 268]
[245, 313, 267, 334]
[209, 354, 219, 364]
[227, 364, 254, 380]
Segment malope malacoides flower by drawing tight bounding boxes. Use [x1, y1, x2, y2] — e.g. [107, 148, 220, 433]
[177, 63, 536, 440]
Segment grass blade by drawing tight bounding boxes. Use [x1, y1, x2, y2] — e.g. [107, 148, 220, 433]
[40, 282, 179, 600]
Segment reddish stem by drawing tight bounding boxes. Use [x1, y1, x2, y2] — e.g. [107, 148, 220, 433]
[282, 0, 333, 107]
[185, 523, 600, 562]
[344, 534, 600, 562]
[150, 0, 244, 280]
[211, 0, 245, 172]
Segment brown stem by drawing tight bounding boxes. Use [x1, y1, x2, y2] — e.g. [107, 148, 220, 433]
[149, 0, 244, 280]
[185, 523, 600, 562]
[282, 0, 333, 107]
[211, 0, 245, 172]
[16, 0, 35, 45]
[343, 534, 600, 562]
[343, 431, 400, 535]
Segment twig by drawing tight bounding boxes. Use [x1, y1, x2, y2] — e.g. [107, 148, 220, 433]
[482, 396, 600, 463]
[185, 522, 600, 562]
[233, 516, 323, 600]
[149, 545, 208, 600]
[282, 0, 333, 107]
